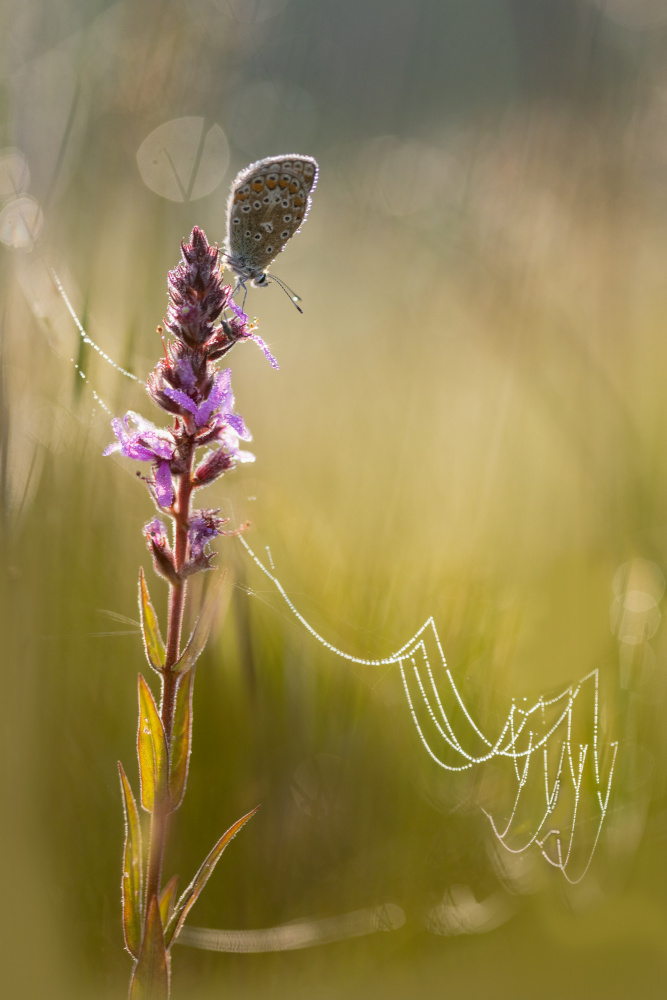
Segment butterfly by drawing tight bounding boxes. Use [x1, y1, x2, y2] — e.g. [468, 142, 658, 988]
[222, 154, 318, 311]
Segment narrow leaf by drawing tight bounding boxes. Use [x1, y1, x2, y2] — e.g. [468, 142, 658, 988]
[165, 805, 259, 948]
[139, 568, 166, 673]
[159, 875, 179, 930]
[129, 895, 170, 1000]
[137, 675, 169, 813]
[169, 668, 195, 810]
[174, 569, 231, 675]
[118, 762, 143, 959]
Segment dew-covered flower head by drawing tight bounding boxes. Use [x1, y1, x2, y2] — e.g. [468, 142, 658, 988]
[104, 226, 272, 576]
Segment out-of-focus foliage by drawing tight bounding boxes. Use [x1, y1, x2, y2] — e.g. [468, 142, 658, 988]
[3, 1, 667, 997]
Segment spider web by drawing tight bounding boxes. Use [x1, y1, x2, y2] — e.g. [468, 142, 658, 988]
[238, 534, 618, 884]
[44, 271, 618, 885]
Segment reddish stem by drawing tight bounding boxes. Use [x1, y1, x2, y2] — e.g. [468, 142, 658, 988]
[143, 436, 195, 923]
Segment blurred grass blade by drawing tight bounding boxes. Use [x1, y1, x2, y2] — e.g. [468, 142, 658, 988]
[139, 568, 166, 673]
[169, 668, 195, 810]
[137, 675, 169, 813]
[165, 806, 259, 948]
[176, 902, 406, 952]
[174, 569, 231, 675]
[159, 875, 179, 929]
[129, 895, 170, 1000]
[118, 762, 143, 960]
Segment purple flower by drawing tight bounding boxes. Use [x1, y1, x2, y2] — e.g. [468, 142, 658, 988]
[144, 517, 170, 549]
[189, 510, 226, 556]
[104, 412, 176, 507]
[157, 366, 254, 469]
[181, 509, 230, 574]
[104, 412, 174, 462]
[162, 368, 235, 429]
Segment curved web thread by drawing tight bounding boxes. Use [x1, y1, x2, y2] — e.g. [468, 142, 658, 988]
[238, 535, 618, 885]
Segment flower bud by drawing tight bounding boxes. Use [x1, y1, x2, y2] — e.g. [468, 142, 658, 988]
[192, 448, 234, 487]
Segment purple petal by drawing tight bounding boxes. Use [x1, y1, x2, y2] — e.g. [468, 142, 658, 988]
[163, 385, 199, 416]
[229, 300, 248, 324]
[154, 461, 174, 507]
[187, 509, 227, 560]
[174, 355, 196, 393]
[249, 333, 279, 369]
[226, 412, 252, 441]
[140, 432, 175, 461]
[194, 369, 233, 427]
[215, 426, 255, 463]
[144, 517, 169, 546]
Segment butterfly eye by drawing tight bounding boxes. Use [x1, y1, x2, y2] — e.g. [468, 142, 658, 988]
[254, 233, 261, 241]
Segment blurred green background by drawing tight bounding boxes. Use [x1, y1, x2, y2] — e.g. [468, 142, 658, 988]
[3, 0, 667, 997]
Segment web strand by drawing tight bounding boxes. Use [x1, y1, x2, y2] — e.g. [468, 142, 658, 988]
[48, 266, 142, 415]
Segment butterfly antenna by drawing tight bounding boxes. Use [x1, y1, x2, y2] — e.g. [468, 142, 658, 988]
[269, 273, 303, 314]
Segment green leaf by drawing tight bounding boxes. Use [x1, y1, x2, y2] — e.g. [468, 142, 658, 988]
[169, 668, 195, 810]
[129, 895, 170, 1000]
[165, 805, 259, 948]
[174, 570, 231, 675]
[118, 762, 143, 960]
[139, 568, 166, 673]
[137, 675, 169, 814]
[159, 875, 179, 930]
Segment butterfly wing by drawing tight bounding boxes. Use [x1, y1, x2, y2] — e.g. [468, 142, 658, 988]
[224, 155, 319, 283]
